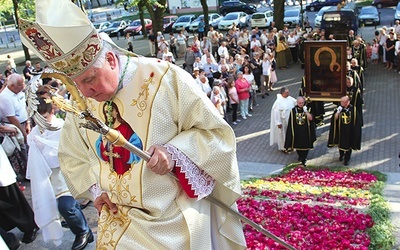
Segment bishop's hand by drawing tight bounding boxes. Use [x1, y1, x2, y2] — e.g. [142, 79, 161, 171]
[146, 145, 175, 175]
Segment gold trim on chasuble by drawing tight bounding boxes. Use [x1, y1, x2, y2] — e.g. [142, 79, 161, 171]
[85, 61, 168, 249]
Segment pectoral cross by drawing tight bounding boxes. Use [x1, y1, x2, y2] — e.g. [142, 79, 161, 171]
[341, 112, 351, 125]
[103, 143, 121, 168]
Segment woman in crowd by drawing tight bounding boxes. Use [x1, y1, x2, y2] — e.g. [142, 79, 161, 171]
[384, 31, 396, 70]
[242, 65, 256, 111]
[276, 36, 288, 70]
[227, 77, 241, 125]
[235, 71, 252, 120]
[261, 53, 272, 98]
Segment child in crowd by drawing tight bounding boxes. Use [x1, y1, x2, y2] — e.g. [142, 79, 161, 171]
[269, 53, 277, 90]
[227, 77, 241, 125]
[371, 39, 379, 64]
[365, 42, 372, 64]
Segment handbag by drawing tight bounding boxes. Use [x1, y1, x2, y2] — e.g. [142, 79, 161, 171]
[1, 135, 18, 157]
[3, 123, 24, 145]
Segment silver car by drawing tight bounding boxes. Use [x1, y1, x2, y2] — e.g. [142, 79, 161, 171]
[284, 8, 307, 28]
[218, 12, 249, 31]
[189, 14, 222, 32]
[172, 15, 197, 32]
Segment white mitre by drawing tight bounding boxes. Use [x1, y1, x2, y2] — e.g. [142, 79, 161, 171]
[19, 0, 103, 77]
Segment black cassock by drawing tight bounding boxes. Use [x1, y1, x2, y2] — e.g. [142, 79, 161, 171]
[346, 85, 363, 126]
[327, 105, 362, 151]
[299, 77, 325, 125]
[284, 106, 316, 150]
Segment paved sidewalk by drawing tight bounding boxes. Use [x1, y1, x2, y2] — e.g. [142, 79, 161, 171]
[1, 42, 400, 248]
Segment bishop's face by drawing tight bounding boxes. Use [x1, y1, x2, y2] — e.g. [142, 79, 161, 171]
[72, 52, 120, 102]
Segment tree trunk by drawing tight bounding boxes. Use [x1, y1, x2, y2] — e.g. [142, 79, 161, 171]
[200, 0, 209, 32]
[145, 0, 166, 51]
[138, 2, 147, 38]
[274, 0, 285, 30]
[12, 0, 31, 60]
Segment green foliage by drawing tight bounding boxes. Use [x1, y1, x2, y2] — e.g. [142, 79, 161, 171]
[0, 0, 35, 21]
[355, 0, 373, 7]
[367, 185, 396, 249]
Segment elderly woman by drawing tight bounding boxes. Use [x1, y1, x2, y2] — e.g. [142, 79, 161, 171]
[235, 71, 252, 120]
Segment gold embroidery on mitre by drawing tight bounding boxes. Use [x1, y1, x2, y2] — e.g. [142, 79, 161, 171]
[19, 17, 102, 77]
[19, 19, 63, 60]
[131, 72, 156, 117]
[51, 33, 102, 77]
[97, 205, 131, 250]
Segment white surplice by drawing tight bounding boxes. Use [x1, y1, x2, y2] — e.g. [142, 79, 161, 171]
[26, 117, 66, 246]
[270, 93, 296, 150]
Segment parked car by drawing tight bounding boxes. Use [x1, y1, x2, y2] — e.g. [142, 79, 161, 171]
[219, 0, 257, 16]
[358, 6, 380, 27]
[250, 10, 274, 28]
[372, 0, 399, 8]
[163, 15, 178, 33]
[218, 11, 249, 30]
[314, 6, 334, 27]
[284, 8, 307, 28]
[172, 14, 197, 32]
[395, 2, 400, 22]
[124, 19, 152, 35]
[93, 21, 111, 32]
[101, 20, 128, 37]
[305, 0, 342, 12]
[189, 14, 222, 32]
[210, 14, 224, 29]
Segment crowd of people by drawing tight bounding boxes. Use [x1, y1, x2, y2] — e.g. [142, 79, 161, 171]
[1, 5, 399, 248]
[145, 18, 400, 167]
[0, 67, 94, 249]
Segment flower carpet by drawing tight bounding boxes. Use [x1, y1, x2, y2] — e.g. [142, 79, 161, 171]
[238, 165, 395, 250]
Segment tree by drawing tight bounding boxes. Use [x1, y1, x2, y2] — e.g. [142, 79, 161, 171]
[144, 0, 166, 34]
[273, 0, 285, 30]
[138, 0, 147, 38]
[0, 0, 36, 60]
[200, 0, 209, 32]
[13, 0, 31, 60]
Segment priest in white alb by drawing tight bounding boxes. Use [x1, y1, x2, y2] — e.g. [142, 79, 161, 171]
[270, 87, 297, 152]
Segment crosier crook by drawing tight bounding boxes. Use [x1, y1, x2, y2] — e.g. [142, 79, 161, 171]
[42, 71, 296, 250]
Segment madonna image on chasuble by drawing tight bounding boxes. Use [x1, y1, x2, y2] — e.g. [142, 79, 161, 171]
[95, 100, 143, 175]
